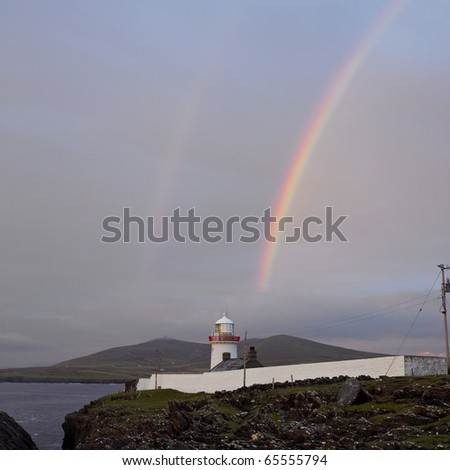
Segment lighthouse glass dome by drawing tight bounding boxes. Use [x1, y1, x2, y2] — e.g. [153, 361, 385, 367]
[215, 313, 234, 335]
[209, 313, 240, 343]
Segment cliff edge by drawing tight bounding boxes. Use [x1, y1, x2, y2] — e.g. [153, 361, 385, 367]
[0, 411, 38, 450]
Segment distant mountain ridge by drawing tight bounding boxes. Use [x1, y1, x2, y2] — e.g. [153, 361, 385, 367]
[0, 335, 386, 382]
[56, 337, 210, 372]
[57, 335, 386, 372]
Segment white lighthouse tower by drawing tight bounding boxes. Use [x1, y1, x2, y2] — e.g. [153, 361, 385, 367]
[208, 312, 240, 369]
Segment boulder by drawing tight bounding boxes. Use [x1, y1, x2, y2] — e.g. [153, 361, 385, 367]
[124, 379, 139, 393]
[0, 411, 38, 450]
[167, 401, 192, 434]
[337, 379, 372, 406]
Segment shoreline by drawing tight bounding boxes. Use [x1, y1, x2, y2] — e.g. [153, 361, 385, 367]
[0, 378, 125, 384]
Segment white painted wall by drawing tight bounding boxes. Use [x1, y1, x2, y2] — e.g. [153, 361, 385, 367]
[137, 356, 415, 394]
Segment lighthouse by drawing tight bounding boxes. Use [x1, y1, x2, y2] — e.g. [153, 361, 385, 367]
[208, 312, 240, 369]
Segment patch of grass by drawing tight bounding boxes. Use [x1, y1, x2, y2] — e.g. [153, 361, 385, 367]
[407, 434, 450, 449]
[213, 401, 240, 416]
[353, 400, 412, 413]
[98, 388, 208, 413]
[426, 414, 450, 428]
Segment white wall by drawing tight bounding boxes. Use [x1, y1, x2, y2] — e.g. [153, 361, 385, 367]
[137, 356, 410, 393]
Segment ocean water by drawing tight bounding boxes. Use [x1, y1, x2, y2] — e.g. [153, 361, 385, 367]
[0, 382, 121, 449]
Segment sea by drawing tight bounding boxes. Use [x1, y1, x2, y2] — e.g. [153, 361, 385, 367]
[0, 382, 122, 449]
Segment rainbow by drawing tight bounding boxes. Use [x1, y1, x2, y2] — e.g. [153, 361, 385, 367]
[257, 0, 407, 292]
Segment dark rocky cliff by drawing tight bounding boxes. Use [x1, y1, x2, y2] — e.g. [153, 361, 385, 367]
[62, 375, 450, 450]
[0, 411, 38, 450]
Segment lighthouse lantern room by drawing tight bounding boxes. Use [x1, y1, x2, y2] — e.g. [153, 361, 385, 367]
[209, 313, 240, 369]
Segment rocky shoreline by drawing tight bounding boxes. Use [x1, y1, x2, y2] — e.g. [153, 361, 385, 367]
[62, 375, 450, 450]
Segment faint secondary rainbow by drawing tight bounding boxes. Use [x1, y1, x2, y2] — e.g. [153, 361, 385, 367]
[257, 0, 407, 292]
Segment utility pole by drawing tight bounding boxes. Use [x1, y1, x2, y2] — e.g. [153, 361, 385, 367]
[438, 264, 450, 374]
[154, 349, 162, 390]
[243, 331, 248, 388]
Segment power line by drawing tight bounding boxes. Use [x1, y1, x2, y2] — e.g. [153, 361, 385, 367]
[294, 297, 440, 334]
[252, 291, 440, 336]
[385, 271, 441, 376]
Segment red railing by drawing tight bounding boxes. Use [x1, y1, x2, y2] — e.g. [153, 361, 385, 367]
[208, 335, 240, 342]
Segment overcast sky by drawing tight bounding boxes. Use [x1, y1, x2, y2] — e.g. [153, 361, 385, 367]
[2, 0, 450, 368]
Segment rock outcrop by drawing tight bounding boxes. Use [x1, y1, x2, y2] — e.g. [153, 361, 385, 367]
[62, 408, 95, 450]
[0, 411, 38, 450]
[62, 375, 450, 450]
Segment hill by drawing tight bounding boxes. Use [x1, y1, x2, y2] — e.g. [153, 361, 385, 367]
[242, 335, 384, 365]
[0, 335, 385, 382]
